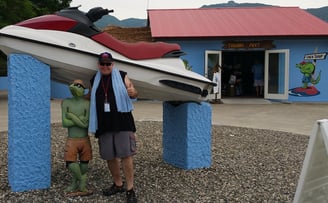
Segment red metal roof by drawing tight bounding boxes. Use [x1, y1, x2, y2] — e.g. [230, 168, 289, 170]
[148, 7, 328, 38]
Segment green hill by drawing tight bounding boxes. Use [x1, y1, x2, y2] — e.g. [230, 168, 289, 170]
[201, 1, 328, 23]
[95, 15, 147, 28]
[307, 6, 328, 22]
[201, 1, 271, 8]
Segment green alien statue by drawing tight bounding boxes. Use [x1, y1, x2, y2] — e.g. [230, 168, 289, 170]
[61, 79, 92, 196]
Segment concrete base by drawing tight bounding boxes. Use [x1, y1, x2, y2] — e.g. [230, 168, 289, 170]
[162, 101, 212, 169]
[8, 54, 51, 192]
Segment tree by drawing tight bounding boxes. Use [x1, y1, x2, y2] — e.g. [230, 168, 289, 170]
[0, 0, 72, 27]
[0, 0, 35, 27]
[30, 0, 71, 16]
[0, 0, 72, 76]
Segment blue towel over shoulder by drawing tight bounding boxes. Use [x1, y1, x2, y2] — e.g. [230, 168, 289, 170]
[89, 68, 134, 133]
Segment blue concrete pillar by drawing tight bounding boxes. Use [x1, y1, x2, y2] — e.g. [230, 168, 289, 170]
[7, 54, 51, 192]
[163, 101, 212, 169]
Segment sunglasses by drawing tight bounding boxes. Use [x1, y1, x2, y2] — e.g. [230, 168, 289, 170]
[72, 83, 85, 89]
[100, 62, 112, 66]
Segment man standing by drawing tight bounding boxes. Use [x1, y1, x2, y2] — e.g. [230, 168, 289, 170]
[88, 52, 138, 203]
[212, 64, 221, 103]
[252, 59, 264, 97]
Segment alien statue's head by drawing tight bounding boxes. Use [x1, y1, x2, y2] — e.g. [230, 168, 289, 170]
[69, 79, 86, 97]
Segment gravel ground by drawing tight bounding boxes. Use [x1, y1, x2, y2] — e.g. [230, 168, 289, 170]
[0, 121, 308, 203]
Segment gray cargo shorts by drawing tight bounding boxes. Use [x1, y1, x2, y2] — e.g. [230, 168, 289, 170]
[98, 131, 136, 160]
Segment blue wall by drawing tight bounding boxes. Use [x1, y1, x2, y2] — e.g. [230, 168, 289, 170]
[276, 39, 328, 102]
[0, 77, 8, 90]
[167, 38, 328, 102]
[167, 39, 223, 76]
[0, 78, 71, 99]
[51, 81, 89, 99]
[51, 81, 71, 99]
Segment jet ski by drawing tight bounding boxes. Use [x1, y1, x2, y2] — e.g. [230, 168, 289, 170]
[0, 6, 215, 102]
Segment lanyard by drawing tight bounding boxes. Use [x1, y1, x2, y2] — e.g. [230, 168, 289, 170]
[101, 76, 110, 102]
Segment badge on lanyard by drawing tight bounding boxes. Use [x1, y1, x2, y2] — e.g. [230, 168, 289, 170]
[104, 102, 110, 112]
[102, 76, 111, 112]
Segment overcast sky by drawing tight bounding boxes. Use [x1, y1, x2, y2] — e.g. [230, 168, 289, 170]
[70, 0, 328, 20]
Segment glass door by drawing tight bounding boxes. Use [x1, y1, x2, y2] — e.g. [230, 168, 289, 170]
[205, 50, 222, 100]
[264, 49, 289, 100]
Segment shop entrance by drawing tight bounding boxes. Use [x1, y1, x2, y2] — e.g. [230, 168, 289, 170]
[221, 51, 265, 98]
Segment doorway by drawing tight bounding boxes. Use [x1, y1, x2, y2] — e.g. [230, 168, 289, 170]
[221, 51, 264, 98]
[265, 49, 289, 100]
[205, 50, 222, 100]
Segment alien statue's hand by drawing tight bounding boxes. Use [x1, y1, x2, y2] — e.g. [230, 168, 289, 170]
[66, 112, 75, 119]
[80, 117, 89, 124]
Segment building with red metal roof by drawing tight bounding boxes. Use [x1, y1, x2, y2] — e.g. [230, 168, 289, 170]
[147, 7, 328, 102]
[148, 7, 328, 38]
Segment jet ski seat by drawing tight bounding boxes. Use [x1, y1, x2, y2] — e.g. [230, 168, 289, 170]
[92, 32, 184, 60]
[16, 12, 185, 60]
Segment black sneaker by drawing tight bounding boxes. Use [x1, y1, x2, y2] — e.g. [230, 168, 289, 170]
[103, 183, 125, 196]
[126, 188, 137, 203]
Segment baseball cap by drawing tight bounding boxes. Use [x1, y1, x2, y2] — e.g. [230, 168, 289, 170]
[98, 52, 113, 63]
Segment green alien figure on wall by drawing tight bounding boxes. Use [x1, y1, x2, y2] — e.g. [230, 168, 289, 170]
[289, 52, 327, 97]
[296, 61, 321, 89]
[289, 60, 321, 96]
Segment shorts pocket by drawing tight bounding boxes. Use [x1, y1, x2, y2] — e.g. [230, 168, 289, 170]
[130, 133, 137, 153]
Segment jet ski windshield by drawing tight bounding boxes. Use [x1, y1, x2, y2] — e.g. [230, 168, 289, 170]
[56, 7, 112, 36]
[16, 7, 112, 37]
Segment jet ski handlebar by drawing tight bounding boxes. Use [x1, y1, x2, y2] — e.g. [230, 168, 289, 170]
[86, 7, 114, 22]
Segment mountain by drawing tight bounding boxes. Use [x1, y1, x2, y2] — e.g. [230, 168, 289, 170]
[201, 1, 272, 8]
[95, 1, 328, 28]
[95, 15, 147, 28]
[201, 1, 328, 23]
[307, 6, 328, 22]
